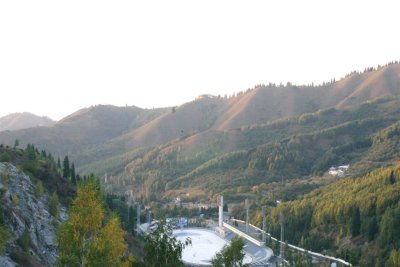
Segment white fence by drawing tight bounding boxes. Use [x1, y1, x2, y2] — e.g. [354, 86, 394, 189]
[227, 219, 352, 266]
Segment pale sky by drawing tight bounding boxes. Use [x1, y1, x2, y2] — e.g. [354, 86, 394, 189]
[1, 0, 399, 120]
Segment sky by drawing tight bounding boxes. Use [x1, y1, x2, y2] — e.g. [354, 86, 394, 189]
[1, 0, 399, 121]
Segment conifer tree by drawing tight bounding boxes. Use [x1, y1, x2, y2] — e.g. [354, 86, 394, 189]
[70, 163, 76, 185]
[351, 206, 361, 237]
[62, 156, 70, 178]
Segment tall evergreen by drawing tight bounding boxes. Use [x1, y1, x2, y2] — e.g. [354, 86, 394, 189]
[351, 206, 361, 237]
[63, 156, 70, 178]
[71, 163, 76, 185]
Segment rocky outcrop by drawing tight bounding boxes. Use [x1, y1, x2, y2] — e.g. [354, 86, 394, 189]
[0, 162, 67, 266]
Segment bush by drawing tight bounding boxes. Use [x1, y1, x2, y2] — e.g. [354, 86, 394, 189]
[49, 192, 59, 217]
[12, 193, 19, 205]
[34, 180, 44, 198]
[1, 170, 10, 187]
[0, 225, 12, 252]
[17, 229, 31, 252]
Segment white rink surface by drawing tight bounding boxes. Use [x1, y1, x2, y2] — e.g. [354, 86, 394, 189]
[173, 228, 252, 266]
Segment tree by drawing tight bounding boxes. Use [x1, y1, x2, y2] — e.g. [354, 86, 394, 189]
[387, 249, 400, 267]
[34, 180, 44, 198]
[57, 179, 130, 266]
[49, 191, 59, 217]
[211, 237, 247, 267]
[142, 220, 191, 267]
[389, 170, 396, 184]
[13, 139, 19, 149]
[62, 156, 70, 178]
[71, 163, 76, 185]
[350, 206, 361, 237]
[0, 225, 12, 253]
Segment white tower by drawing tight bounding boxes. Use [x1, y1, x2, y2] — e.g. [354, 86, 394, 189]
[245, 199, 249, 233]
[262, 206, 266, 243]
[218, 195, 224, 227]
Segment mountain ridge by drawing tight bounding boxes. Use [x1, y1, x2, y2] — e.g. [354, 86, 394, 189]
[0, 62, 400, 197]
[0, 112, 55, 132]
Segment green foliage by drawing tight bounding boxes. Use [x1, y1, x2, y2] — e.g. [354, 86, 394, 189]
[0, 225, 12, 253]
[0, 144, 76, 207]
[34, 180, 44, 198]
[1, 170, 9, 187]
[105, 194, 136, 234]
[350, 206, 361, 237]
[109, 97, 400, 203]
[268, 163, 400, 265]
[12, 193, 19, 205]
[17, 229, 32, 252]
[57, 179, 129, 267]
[141, 220, 191, 267]
[387, 249, 400, 267]
[379, 204, 400, 248]
[49, 191, 59, 217]
[211, 237, 247, 267]
[62, 156, 70, 178]
[70, 163, 76, 185]
[13, 139, 19, 149]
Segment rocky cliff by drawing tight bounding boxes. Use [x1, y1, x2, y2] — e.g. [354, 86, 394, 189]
[0, 162, 67, 267]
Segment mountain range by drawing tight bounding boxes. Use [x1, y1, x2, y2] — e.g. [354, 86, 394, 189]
[1, 61, 400, 266]
[0, 62, 400, 201]
[0, 112, 54, 132]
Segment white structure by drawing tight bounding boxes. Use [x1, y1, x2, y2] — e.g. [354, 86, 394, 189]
[328, 164, 350, 177]
[218, 195, 223, 227]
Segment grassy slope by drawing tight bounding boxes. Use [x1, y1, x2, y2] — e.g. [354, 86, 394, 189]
[112, 96, 400, 201]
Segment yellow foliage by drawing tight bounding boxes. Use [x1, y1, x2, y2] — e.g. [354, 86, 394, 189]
[57, 179, 129, 267]
[70, 180, 104, 235]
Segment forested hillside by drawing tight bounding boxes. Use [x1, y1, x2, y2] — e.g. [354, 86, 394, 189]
[1, 62, 400, 266]
[0, 62, 399, 177]
[0, 144, 76, 266]
[109, 95, 400, 202]
[267, 163, 400, 266]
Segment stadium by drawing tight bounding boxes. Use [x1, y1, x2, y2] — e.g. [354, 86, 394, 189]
[139, 196, 274, 266]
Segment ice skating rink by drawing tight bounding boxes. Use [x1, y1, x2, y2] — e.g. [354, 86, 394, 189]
[173, 228, 252, 266]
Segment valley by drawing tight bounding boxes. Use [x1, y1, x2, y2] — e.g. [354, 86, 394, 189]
[1, 62, 400, 266]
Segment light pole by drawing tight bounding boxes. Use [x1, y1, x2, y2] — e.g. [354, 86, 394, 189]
[262, 206, 267, 244]
[245, 199, 249, 233]
[275, 199, 286, 267]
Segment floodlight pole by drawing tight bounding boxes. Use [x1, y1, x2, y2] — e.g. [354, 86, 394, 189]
[245, 199, 249, 233]
[280, 211, 284, 266]
[218, 195, 224, 227]
[262, 206, 266, 243]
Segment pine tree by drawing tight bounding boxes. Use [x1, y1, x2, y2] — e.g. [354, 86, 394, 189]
[389, 170, 396, 184]
[62, 156, 70, 178]
[351, 206, 361, 237]
[70, 163, 76, 185]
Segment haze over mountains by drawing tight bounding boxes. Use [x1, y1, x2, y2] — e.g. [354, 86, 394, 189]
[0, 62, 400, 199]
[0, 112, 54, 132]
